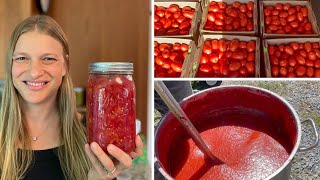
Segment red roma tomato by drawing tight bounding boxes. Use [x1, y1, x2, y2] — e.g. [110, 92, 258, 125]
[232, 52, 244, 60]
[289, 21, 299, 28]
[247, 2, 254, 11]
[216, 12, 227, 20]
[312, 42, 320, 49]
[154, 41, 159, 48]
[225, 51, 233, 58]
[278, 45, 285, 52]
[212, 63, 220, 71]
[181, 43, 189, 52]
[295, 54, 306, 65]
[279, 18, 287, 26]
[225, 25, 233, 31]
[171, 62, 183, 72]
[265, 16, 272, 25]
[173, 11, 181, 19]
[288, 72, 296, 78]
[306, 60, 314, 67]
[183, 11, 194, 19]
[233, 1, 241, 8]
[169, 52, 178, 61]
[297, 12, 303, 22]
[239, 4, 247, 13]
[295, 5, 302, 12]
[272, 10, 279, 16]
[284, 46, 294, 55]
[225, 17, 234, 25]
[167, 28, 180, 35]
[306, 67, 314, 77]
[229, 71, 240, 77]
[282, 53, 289, 60]
[168, 4, 179, 13]
[287, 15, 296, 22]
[315, 69, 320, 77]
[308, 52, 317, 61]
[288, 57, 297, 67]
[239, 67, 248, 76]
[239, 41, 247, 49]
[299, 50, 308, 58]
[155, 56, 164, 66]
[179, 21, 190, 30]
[296, 66, 306, 76]
[275, 30, 285, 34]
[210, 39, 218, 50]
[162, 60, 171, 69]
[247, 41, 256, 53]
[218, 2, 227, 9]
[229, 61, 241, 71]
[183, 51, 188, 58]
[269, 25, 278, 31]
[162, 49, 170, 59]
[203, 44, 212, 55]
[275, 3, 283, 11]
[159, 43, 170, 51]
[220, 65, 229, 76]
[275, 51, 281, 58]
[215, 19, 224, 26]
[177, 16, 186, 23]
[209, 54, 219, 63]
[173, 43, 181, 51]
[199, 64, 212, 73]
[219, 40, 227, 52]
[279, 67, 288, 77]
[315, 60, 320, 68]
[154, 15, 160, 23]
[268, 46, 275, 55]
[284, 25, 292, 33]
[288, 8, 296, 15]
[313, 49, 320, 58]
[209, 5, 220, 13]
[247, 52, 255, 62]
[165, 11, 173, 19]
[154, 22, 163, 30]
[301, 7, 308, 17]
[247, 11, 253, 18]
[156, 10, 165, 18]
[230, 39, 240, 52]
[304, 23, 312, 31]
[154, 48, 160, 56]
[290, 42, 299, 51]
[163, 19, 172, 29]
[279, 12, 289, 18]
[207, 13, 216, 22]
[304, 42, 312, 52]
[200, 54, 209, 64]
[229, 9, 239, 18]
[246, 62, 255, 74]
[280, 60, 288, 67]
[272, 66, 279, 77]
[283, 4, 291, 11]
[172, 22, 179, 28]
[240, 18, 248, 27]
[270, 56, 279, 66]
[264, 8, 272, 16]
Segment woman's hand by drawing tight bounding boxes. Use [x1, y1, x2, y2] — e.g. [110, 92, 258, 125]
[85, 135, 143, 180]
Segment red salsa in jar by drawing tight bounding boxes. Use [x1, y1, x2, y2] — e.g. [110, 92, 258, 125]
[86, 62, 136, 154]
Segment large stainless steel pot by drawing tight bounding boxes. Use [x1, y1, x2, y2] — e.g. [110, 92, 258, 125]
[155, 85, 319, 180]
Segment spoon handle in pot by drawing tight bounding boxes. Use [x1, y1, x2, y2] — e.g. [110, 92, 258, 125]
[155, 81, 219, 162]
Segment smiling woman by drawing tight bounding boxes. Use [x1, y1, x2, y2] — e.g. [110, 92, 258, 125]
[0, 15, 143, 180]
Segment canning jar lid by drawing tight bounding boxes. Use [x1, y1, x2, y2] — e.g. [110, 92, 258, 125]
[88, 62, 133, 74]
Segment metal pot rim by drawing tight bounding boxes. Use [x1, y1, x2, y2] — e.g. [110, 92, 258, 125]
[154, 85, 301, 180]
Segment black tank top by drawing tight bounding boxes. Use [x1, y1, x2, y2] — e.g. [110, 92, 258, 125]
[23, 147, 65, 180]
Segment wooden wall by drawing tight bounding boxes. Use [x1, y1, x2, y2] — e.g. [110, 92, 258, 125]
[0, 0, 150, 135]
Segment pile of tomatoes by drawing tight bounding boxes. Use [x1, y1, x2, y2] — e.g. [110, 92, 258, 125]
[154, 41, 189, 77]
[264, 3, 314, 34]
[204, 1, 254, 32]
[197, 38, 256, 77]
[154, 4, 195, 36]
[268, 42, 320, 77]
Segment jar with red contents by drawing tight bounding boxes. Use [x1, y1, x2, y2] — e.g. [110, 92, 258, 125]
[86, 62, 136, 154]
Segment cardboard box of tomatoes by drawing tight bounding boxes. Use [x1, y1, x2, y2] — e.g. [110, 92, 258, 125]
[260, 1, 320, 38]
[154, 2, 202, 39]
[154, 38, 198, 78]
[199, 0, 258, 36]
[192, 34, 260, 78]
[263, 38, 320, 78]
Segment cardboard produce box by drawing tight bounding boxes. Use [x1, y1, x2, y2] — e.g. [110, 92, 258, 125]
[154, 38, 198, 78]
[200, 0, 258, 36]
[154, 2, 202, 40]
[260, 1, 320, 38]
[263, 38, 320, 77]
[190, 34, 261, 78]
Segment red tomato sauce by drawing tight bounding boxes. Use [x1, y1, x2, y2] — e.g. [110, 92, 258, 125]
[168, 113, 290, 180]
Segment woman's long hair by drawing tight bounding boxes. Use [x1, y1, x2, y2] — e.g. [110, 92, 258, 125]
[0, 15, 90, 180]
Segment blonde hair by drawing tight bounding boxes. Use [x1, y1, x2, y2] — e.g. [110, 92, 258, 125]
[0, 15, 90, 180]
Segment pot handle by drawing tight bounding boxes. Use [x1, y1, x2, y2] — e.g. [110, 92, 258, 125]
[298, 118, 319, 152]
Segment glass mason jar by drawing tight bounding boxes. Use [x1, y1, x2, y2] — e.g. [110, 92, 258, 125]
[86, 62, 136, 154]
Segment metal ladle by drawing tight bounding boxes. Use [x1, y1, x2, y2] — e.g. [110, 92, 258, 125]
[155, 81, 220, 161]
